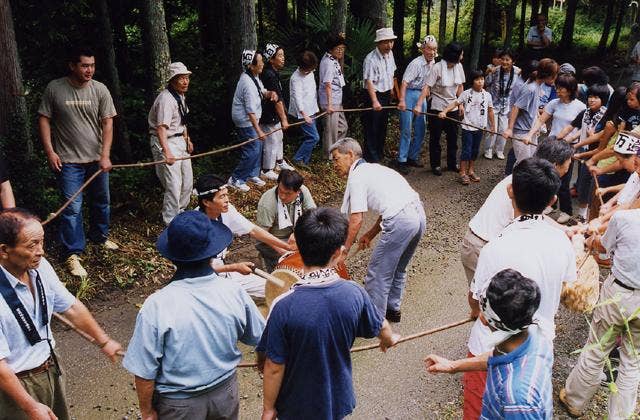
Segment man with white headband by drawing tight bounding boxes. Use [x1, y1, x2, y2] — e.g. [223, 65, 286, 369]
[425, 269, 553, 418]
[462, 157, 576, 419]
[194, 174, 295, 300]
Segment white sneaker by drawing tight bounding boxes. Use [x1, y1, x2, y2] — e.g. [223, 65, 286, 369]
[261, 170, 278, 181]
[277, 161, 295, 171]
[247, 176, 266, 187]
[484, 151, 493, 159]
[66, 254, 88, 277]
[496, 151, 505, 160]
[227, 177, 250, 192]
[102, 239, 119, 250]
[556, 212, 571, 224]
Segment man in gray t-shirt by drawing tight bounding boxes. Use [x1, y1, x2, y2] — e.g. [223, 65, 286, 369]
[38, 47, 117, 277]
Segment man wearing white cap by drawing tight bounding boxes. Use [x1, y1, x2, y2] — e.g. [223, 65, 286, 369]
[148, 62, 194, 226]
[362, 27, 397, 163]
[395, 35, 437, 174]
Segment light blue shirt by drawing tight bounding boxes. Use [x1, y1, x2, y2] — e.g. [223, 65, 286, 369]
[0, 258, 76, 372]
[231, 72, 265, 128]
[122, 273, 266, 398]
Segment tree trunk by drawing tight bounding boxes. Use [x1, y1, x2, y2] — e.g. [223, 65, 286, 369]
[559, 0, 578, 50]
[274, 0, 289, 27]
[413, 0, 424, 47]
[141, 0, 171, 102]
[110, 0, 133, 82]
[392, 0, 405, 70]
[609, 0, 626, 51]
[519, 0, 527, 50]
[296, 0, 307, 27]
[426, 0, 432, 35]
[438, 0, 447, 44]
[330, 0, 348, 35]
[540, 0, 549, 17]
[597, 0, 615, 55]
[94, 0, 132, 162]
[504, 0, 518, 48]
[453, 0, 461, 41]
[0, 0, 30, 154]
[530, 0, 540, 23]
[469, 0, 487, 71]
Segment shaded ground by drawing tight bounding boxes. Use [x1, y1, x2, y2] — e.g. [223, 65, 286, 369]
[50, 141, 621, 419]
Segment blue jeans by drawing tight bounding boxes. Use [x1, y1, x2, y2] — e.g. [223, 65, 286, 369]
[231, 126, 263, 182]
[293, 120, 320, 164]
[460, 129, 483, 161]
[398, 89, 426, 162]
[58, 162, 110, 257]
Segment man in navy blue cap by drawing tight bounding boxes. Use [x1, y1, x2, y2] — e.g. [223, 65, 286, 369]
[123, 210, 266, 420]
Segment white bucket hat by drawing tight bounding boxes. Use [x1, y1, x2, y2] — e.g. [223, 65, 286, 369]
[374, 27, 397, 43]
[613, 131, 640, 155]
[416, 35, 437, 49]
[167, 62, 192, 83]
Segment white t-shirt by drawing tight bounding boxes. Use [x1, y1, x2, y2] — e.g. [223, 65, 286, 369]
[456, 88, 493, 131]
[468, 215, 577, 355]
[211, 203, 255, 265]
[601, 209, 640, 289]
[340, 160, 419, 220]
[617, 172, 640, 206]
[543, 98, 586, 138]
[468, 175, 514, 242]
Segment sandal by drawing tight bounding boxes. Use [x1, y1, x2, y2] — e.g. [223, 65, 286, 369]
[460, 174, 470, 185]
[469, 172, 480, 182]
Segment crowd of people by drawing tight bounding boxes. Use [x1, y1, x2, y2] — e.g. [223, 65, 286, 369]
[0, 14, 639, 420]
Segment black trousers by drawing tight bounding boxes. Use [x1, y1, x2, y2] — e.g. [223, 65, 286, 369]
[558, 160, 574, 215]
[427, 111, 459, 170]
[362, 90, 391, 163]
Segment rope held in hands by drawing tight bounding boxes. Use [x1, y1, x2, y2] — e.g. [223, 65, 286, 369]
[41, 106, 532, 227]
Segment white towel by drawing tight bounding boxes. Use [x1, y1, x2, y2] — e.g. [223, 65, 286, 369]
[439, 61, 465, 87]
[277, 193, 303, 229]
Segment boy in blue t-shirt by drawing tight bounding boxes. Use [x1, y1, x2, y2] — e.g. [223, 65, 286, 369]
[425, 269, 553, 419]
[257, 208, 399, 420]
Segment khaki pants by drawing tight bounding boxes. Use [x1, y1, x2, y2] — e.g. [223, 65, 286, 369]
[321, 106, 348, 157]
[151, 135, 194, 226]
[154, 372, 239, 420]
[0, 363, 69, 420]
[564, 274, 640, 419]
[460, 228, 488, 285]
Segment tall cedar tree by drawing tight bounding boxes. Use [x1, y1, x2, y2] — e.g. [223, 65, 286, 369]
[141, 0, 171, 102]
[331, 0, 348, 35]
[559, 0, 578, 49]
[413, 0, 424, 47]
[609, 0, 627, 52]
[438, 0, 447, 45]
[469, 0, 487, 72]
[393, 0, 406, 71]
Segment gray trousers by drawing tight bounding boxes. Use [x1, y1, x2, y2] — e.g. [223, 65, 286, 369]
[321, 106, 348, 157]
[364, 199, 426, 315]
[154, 372, 239, 420]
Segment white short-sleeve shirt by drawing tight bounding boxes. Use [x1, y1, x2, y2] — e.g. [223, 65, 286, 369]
[456, 88, 494, 131]
[362, 48, 397, 93]
[601, 209, 640, 289]
[340, 160, 419, 219]
[468, 175, 514, 242]
[211, 204, 256, 265]
[468, 215, 577, 355]
[617, 172, 640, 206]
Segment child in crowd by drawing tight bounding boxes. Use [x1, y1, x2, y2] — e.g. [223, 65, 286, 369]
[557, 84, 610, 220]
[425, 269, 553, 419]
[289, 51, 321, 168]
[439, 69, 495, 185]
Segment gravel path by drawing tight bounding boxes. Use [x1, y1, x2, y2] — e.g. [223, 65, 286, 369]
[55, 147, 613, 419]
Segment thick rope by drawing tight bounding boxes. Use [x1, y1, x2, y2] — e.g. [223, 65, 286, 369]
[42, 105, 533, 226]
[237, 317, 474, 368]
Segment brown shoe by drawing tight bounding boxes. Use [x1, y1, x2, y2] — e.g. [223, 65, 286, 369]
[460, 174, 470, 185]
[558, 388, 582, 417]
[469, 172, 480, 182]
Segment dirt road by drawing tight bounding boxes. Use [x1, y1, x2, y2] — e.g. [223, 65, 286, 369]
[55, 153, 607, 419]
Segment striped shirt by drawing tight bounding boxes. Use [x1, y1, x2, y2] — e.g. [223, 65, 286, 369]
[481, 330, 553, 419]
[362, 48, 396, 92]
[402, 55, 435, 90]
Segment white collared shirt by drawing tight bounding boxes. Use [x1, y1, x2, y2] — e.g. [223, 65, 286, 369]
[402, 55, 435, 90]
[601, 209, 640, 289]
[468, 175, 514, 242]
[288, 68, 319, 119]
[363, 48, 397, 92]
[468, 215, 577, 355]
[318, 53, 345, 106]
[340, 159, 419, 219]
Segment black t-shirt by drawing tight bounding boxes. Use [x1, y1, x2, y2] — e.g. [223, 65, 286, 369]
[259, 64, 284, 125]
[616, 106, 640, 131]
